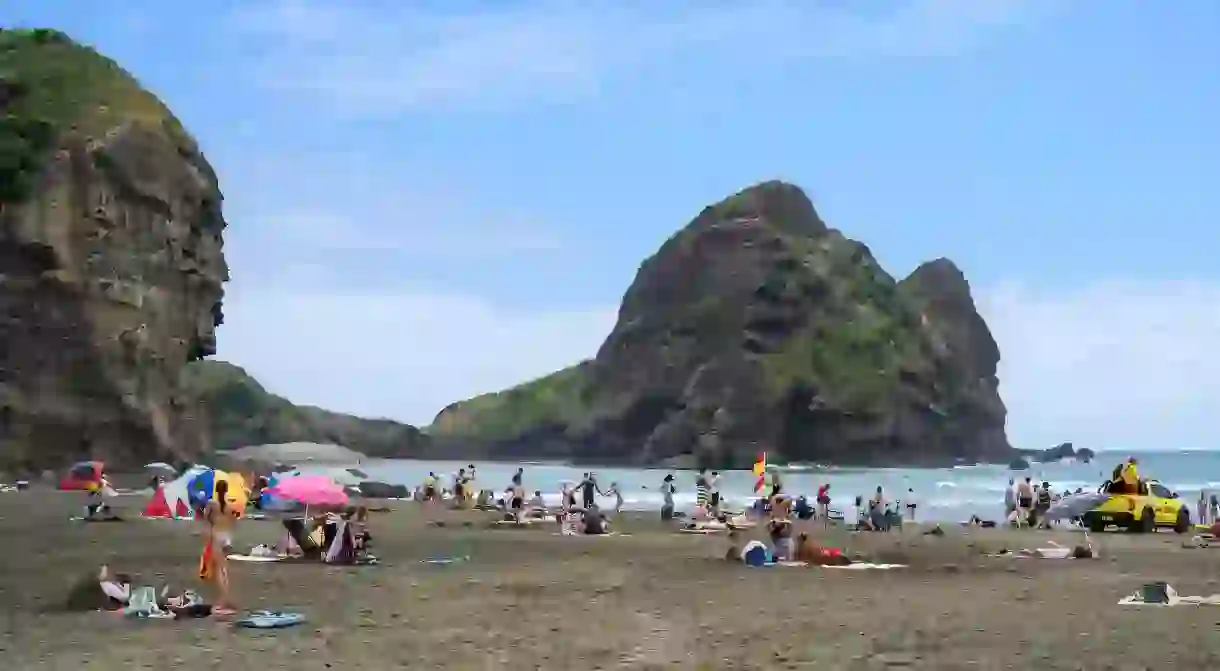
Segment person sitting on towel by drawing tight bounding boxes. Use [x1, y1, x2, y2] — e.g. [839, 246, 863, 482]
[793, 496, 814, 521]
[527, 490, 545, 514]
[583, 505, 608, 535]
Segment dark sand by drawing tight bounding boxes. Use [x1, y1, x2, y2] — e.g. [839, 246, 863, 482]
[3, 490, 1220, 670]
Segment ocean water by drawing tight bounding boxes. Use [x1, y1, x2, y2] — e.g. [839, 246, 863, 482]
[298, 450, 1220, 522]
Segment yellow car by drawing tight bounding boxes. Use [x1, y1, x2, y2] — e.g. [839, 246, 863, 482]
[1081, 479, 1191, 533]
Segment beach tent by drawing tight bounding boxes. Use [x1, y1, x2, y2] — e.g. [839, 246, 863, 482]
[741, 540, 773, 567]
[143, 466, 210, 519]
[187, 469, 249, 514]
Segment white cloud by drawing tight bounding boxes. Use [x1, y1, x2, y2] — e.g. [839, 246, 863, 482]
[227, 0, 1050, 114]
[215, 153, 568, 260]
[217, 282, 617, 426]
[979, 281, 1220, 452]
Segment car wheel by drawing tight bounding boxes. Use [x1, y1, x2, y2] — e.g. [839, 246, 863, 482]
[1175, 508, 1191, 534]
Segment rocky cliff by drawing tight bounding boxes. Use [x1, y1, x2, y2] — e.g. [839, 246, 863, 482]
[0, 29, 227, 471]
[182, 361, 429, 460]
[430, 181, 1012, 467]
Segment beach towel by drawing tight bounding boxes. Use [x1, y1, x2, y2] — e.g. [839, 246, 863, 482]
[823, 563, 907, 570]
[1119, 582, 1220, 606]
[422, 555, 470, 565]
[235, 610, 306, 629]
[228, 554, 285, 563]
[199, 540, 214, 581]
[122, 586, 172, 619]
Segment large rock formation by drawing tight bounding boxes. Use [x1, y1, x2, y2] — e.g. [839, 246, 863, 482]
[182, 361, 429, 460]
[430, 181, 1013, 467]
[0, 29, 227, 471]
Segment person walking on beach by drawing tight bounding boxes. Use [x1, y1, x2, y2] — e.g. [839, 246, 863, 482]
[708, 471, 723, 517]
[604, 482, 624, 514]
[905, 487, 917, 522]
[1198, 492, 1208, 526]
[200, 479, 237, 616]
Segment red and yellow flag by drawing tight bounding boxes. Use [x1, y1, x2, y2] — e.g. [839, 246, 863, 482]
[752, 452, 767, 492]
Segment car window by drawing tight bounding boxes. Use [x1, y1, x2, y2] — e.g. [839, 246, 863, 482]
[1149, 484, 1170, 499]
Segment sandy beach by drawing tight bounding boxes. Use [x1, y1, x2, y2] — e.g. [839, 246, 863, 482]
[4, 490, 1220, 670]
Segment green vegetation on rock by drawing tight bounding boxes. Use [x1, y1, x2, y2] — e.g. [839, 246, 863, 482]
[0, 28, 190, 206]
[181, 361, 428, 459]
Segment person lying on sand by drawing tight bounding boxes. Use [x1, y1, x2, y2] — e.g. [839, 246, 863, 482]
[794, 533, 851, 566]
[68, 565, 204, 614]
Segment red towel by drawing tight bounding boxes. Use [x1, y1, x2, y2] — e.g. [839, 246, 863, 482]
[199, 540, 214, 581]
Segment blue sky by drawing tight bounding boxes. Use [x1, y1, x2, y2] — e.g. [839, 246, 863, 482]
[5, 1, 1218, 450]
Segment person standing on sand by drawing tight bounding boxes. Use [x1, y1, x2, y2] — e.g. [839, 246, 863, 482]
[660, 474, 676, 520]
[1198, 492, 1208, 526]
[1210, 494, 1219, 525]
[1015, 477, 1034, 528]
[816, 484, 832, 525]
[452, 468, 467, 504]
[579, 473, 603, 510]
[905, 488, 917, 522]
[708, 471, 723, 517]
[695, 468, 710, 513]
[422, 472, 439, 502]
[1004, 479, 1016, 522]
[200, 479, 237, 616]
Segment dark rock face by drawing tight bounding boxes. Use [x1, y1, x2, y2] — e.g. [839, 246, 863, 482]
[1021, 442, 1094, 464]
[0, 31, 226, 471]
[431, 181, 1014, 468]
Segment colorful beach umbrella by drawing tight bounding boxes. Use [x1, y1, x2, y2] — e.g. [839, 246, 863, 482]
[264, 475, 349, 507]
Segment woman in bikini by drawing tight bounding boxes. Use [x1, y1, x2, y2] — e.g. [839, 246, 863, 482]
[202, 479, 237, 615]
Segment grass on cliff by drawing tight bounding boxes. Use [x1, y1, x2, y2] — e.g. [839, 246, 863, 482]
[428, 364, 591, 440]
[760, 232, 929, 412]
[180, 361, 425, 457]
[0, 28, 188, 205]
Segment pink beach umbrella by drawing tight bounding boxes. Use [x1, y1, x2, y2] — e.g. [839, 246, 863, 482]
[265, 475, 349, 509]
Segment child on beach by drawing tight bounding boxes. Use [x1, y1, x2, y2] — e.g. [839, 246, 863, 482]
[604, 482, 624, 514]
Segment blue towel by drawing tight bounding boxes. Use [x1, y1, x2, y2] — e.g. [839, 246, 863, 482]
[235, 611, 306, 629]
